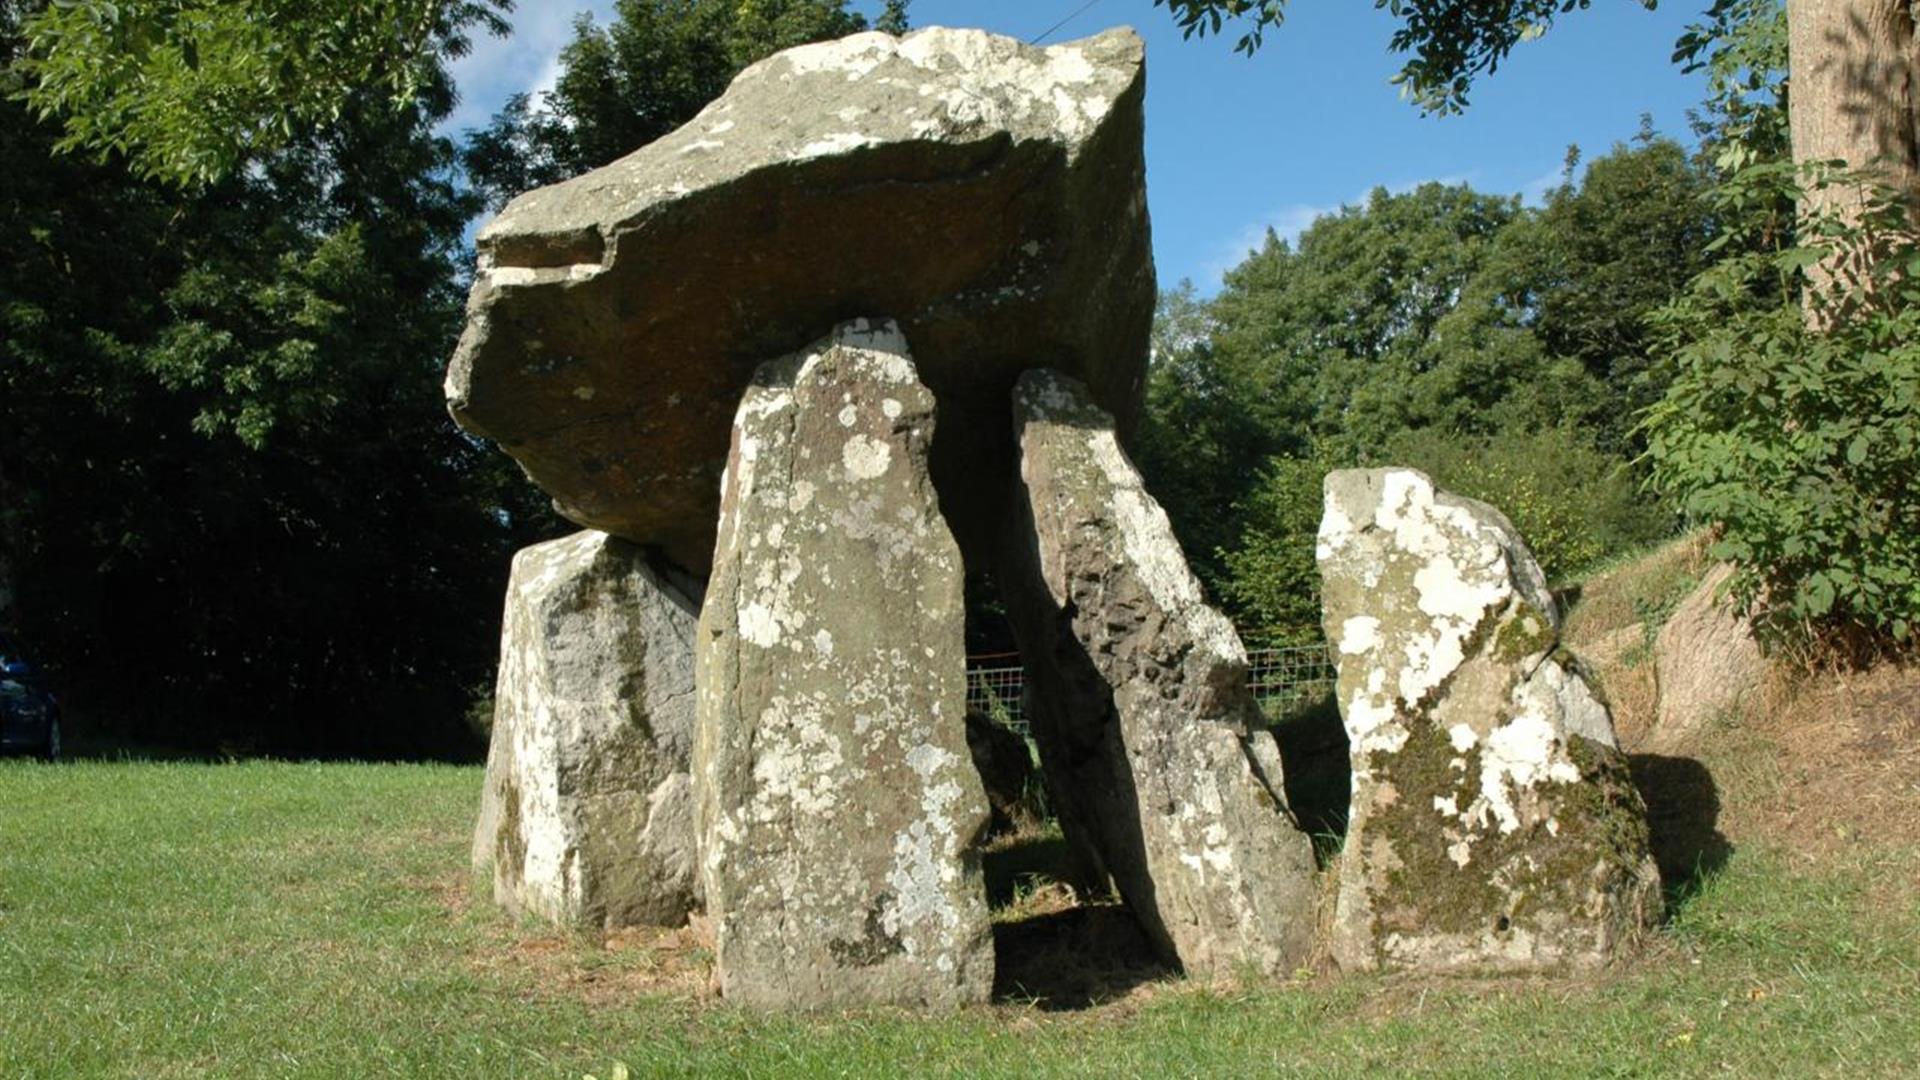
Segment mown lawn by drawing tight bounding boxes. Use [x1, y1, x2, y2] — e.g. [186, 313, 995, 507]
[2, 760, 1915, 1078]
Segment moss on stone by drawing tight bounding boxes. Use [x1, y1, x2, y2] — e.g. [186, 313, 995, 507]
[1369, 720, 1503, 939]
[1363, 714, 1652, 956]
[1494, 603, 1556, 665]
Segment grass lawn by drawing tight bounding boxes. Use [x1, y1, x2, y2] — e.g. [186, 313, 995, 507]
[2, 755, 1915, 1078]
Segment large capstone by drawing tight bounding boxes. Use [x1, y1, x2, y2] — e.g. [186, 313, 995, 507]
[996, 369, 1318, 977]
[1317, 468, 1657, 972]
[694, 319, 993, 1009]
[472, 530, 702, 929]
[446, 26, 1154, 572]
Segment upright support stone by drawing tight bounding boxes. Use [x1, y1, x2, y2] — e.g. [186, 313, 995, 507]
[997, 369, 1318, 977]
[1317, 468, 1657, 972]
[695, 319, 993, 1009]
[473, 530, 702, 930]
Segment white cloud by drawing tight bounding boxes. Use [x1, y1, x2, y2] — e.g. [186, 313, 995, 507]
[1518, 163, 1570, 206]
[1200, 203, 1330, 284]
[442, 3, 615, 135]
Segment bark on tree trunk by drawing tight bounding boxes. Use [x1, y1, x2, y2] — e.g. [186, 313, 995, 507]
[1787, 0, 1920, 306]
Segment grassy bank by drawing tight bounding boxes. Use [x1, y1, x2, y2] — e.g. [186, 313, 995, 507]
[2, 753, 1915, 1078]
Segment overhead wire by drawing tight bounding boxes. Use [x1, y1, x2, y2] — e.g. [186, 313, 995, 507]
[1030, 0, 1110, 44]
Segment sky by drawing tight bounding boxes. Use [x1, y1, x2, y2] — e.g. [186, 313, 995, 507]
[445, 0, 1713, 292]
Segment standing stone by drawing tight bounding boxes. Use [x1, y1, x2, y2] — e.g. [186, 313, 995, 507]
[445, 26, 1154, 573]
[473, 530, 702, 929]
[1317, 468, 1657, 972]
[695, 319, 993, 1009]
[997, 369, 1318, 977]
[1651, 564, 1766, 751]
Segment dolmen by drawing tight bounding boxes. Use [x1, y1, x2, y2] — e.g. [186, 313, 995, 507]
[455, 24, 1656, 1008]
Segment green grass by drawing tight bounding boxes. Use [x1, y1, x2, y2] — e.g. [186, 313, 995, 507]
[3, 761, 1916, 1078]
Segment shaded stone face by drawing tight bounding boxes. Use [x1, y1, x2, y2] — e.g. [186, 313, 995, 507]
[964, 709, 1038, 837]
[446, 26, 1154, 572]
[694, 320, 993, 1009]
[996, 369, 1318, 977]
[1317, 468, 1657, 972]
[473, 530, 702, 930]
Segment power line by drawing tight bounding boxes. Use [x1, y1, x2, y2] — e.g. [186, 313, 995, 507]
[1030, 0, 1108, 44]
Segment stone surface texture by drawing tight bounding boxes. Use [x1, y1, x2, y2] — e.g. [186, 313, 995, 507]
[446, 26, 1154, 572]
[1318, 468, 1657, 972]
[472, 530, 702, 930]
[1652, 564, 1766, 751]
[694, 319, 993, 1009]
[997, 369, 1318, 977]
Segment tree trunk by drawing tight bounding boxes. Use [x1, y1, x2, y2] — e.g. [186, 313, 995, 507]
[1787, 0, 1919, 306]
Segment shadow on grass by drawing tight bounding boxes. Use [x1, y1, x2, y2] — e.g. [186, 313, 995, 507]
[992, 904, 1170, 1010]
[1629, 752, 1734, 913]
[983, 830, 1173, 1009]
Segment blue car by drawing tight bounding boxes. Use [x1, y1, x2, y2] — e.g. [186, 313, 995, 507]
[0, 643, 60, 761]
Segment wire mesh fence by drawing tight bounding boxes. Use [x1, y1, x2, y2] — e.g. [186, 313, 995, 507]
[964, 643, 1337, 734]
[1246, 644, 1339, 720]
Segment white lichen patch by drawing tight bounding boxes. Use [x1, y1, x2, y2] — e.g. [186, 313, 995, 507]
[1340, 616, 1381, 655]
[794, 132, 878, 159]
[840, 435, 892, 480]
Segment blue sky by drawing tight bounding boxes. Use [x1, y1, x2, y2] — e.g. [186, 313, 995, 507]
[446, 0, 1712, 292]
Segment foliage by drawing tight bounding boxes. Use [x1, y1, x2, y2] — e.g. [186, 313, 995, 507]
[1216, 446, 1335, 646]
[1, 2, 555, 756]
[462, 0, 904, 209]
[1214, 426, 1670, 647]
[1137, 152, 1707, 631]
[1152, 0, 1654, 113]
[1673, 0, 1788, 172]
[1646, 164, 1920, 645]
[16, 0, 509, 186]
[1386, 425, 1673, 583]
[1481, 132, 1717, 453]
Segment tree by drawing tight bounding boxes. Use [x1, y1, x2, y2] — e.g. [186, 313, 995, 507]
[2, 0, 551, 756]
[1135, 152, 1708, 632]
[463, 0, 906, 209]
[16, 0, 510, 186]
[1643, 0, 1920, 648]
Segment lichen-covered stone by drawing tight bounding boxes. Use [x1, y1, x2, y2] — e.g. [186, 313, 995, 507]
[694, 319, 993, 1009]
[473, 530, 702, 929]
[446, 26, 1154, 572]
[1317, 468, 1657, 972]
[997, 369, 1318, 977]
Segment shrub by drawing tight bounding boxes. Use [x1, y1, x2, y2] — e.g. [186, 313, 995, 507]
[1385, 425, 1675, 583]
[1645, 166, 1920, 646]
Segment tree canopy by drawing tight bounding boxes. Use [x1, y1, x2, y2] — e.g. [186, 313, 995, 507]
[1136, 137, 1711, 644]
[15, 0, 510, 186]
[1, 0, 921, 756]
